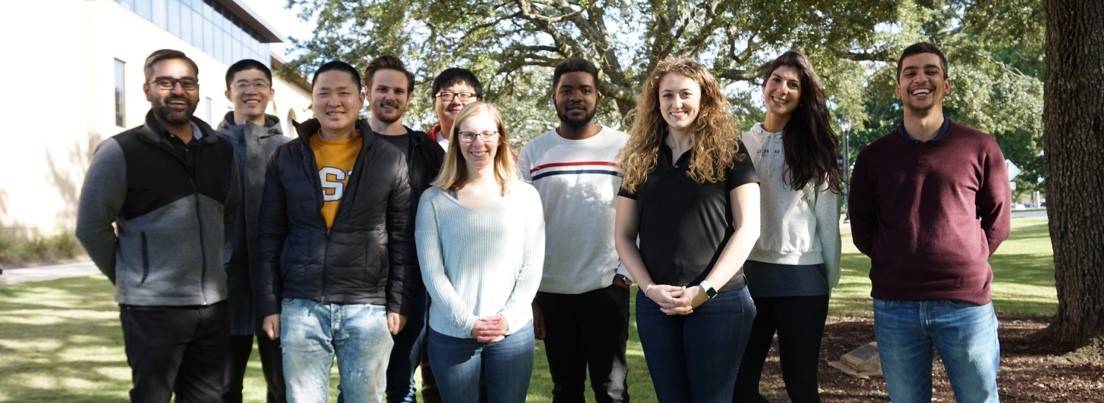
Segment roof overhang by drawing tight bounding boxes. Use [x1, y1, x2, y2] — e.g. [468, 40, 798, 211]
[208, 0, 284, 43]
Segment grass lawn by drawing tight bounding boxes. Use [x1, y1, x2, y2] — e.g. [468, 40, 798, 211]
[0, 217, 1055, 402]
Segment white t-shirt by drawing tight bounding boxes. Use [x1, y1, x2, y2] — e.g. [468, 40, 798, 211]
[517, 126, 629, 294]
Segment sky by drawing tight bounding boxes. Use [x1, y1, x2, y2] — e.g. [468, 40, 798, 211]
[240, 0, 315, 59]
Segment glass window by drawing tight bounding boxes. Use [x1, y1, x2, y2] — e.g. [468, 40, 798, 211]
[192, 9, 204, 50]
[203, 96, 213, 123]
[214, 28, 224, 64]
[135, 0, 151, 19]
[114, 59, 126, 127]
[204, 16, 214, 55]
[182, 8, 194, 45]
[152, 0, 167, 28]
[167, 0, 180, 37]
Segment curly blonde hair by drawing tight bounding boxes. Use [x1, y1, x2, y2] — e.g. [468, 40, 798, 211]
[619, 58, 741, 193]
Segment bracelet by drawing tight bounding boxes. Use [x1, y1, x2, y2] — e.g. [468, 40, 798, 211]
[644, 283, 655, 294]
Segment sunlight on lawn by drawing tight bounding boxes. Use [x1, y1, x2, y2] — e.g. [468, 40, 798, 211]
[0, 217, 1056, 402]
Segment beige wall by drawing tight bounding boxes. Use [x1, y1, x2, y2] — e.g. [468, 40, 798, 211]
[0, 0, 311, 237]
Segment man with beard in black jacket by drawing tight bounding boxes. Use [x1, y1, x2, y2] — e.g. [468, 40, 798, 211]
[361, 55, 447, 403]
[254, 60, 413, 402]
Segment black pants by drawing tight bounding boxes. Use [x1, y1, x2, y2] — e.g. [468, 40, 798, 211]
[223, 331, 285, 403]
[534, 284, 630, 403]
[120, 302, 229, 403]
[733, 295, 829, 403]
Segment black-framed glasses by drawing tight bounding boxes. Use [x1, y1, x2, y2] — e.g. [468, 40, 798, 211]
[232, 80, 271, 91]
[149, 77, 199, 91]
[457, 130, 499, 142]
[435, 92, 477, 102]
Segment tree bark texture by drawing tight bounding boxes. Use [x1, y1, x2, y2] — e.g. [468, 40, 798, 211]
[1042, 0, 1104, 349]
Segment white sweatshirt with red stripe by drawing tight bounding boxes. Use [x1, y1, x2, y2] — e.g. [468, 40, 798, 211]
[517, 126, 629, 294]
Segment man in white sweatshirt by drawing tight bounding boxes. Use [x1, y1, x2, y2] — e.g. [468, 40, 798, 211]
[517, 58, 631, 403]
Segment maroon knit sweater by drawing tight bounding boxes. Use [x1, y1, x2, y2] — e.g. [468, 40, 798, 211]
[848, 121, 1011, 305]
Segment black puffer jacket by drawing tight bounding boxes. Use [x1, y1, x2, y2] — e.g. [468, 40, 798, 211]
[254, 118, 413, 318]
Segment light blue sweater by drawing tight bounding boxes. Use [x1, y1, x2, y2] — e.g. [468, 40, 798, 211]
[415, 182, 545, 339]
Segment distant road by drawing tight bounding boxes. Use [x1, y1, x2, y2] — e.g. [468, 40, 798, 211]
[1012, 209, 1048, 218]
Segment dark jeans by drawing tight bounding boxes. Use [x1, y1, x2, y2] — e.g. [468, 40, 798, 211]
[733, 295, 829, 403]
[120, 301, 229, 403]
[223, 331, 286, 403]
[427, 324, 535, 403]
[535, 285, 630, 403]
[387, 290, 428, 403]
[636, 286, 755, 403]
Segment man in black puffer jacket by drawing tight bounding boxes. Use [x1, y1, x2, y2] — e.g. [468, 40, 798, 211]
[253, 60, 413, 402]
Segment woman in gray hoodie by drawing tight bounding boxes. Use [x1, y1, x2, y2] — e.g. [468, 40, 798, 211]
[733, 50, 843, 403]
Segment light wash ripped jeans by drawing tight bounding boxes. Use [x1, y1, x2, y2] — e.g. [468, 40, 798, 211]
[281, 298, 394, 403]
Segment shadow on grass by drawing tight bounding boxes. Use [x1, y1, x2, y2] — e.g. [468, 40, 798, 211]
[0, 276, 130, 403]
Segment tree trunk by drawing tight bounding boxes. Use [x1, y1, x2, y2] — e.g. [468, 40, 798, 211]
[1040, 0, 1104, 350]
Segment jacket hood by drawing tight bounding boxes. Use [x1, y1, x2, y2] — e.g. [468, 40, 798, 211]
[217, 111, 282, 132]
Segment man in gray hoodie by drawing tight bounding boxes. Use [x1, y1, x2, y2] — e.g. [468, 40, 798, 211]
[75, 49, 239, 403]
[216, 59, 290, 403]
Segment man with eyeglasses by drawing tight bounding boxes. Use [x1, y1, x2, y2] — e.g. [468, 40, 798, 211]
[361, 55, 446, 403]
[517, 58, 631, 403]
[76, 48, 239, 402]
[426, 68, 483, 149]
[215, 59, 289, 403]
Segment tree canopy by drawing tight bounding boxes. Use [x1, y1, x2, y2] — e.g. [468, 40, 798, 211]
[282, 0, 1044, 195]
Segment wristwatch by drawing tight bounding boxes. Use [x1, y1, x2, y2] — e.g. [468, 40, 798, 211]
[699, 280, 718, 299]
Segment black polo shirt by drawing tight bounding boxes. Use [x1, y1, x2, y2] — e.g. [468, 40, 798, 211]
[618, 142, 759, 293]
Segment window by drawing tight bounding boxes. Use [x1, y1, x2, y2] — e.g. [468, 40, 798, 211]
[114, 59, 126, 127]
[203, 96, 213, 123]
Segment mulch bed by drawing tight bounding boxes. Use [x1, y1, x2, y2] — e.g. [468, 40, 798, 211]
[753, 316, 1104, 402]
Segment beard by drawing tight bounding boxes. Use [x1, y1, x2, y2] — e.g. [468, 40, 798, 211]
[373, 101, 405, 125]
[152, 96, 198, 125]
[557, 106, 597, 130]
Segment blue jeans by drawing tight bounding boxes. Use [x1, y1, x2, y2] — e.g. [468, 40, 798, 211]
[873, 299, 1000, 403]
[635, 286, 756, 403]
[386, 290, 428, 403]
[427, 323, 534, 403]
[280, 298, 394, 403]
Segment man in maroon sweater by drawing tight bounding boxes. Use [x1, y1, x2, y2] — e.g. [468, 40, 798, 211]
[849, 42, 1011, 403]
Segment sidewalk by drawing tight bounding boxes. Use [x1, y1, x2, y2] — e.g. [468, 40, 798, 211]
[0, 260, 99, 287]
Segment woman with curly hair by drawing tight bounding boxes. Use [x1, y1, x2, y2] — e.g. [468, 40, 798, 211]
[733, 50, 843, 403]
[613, 57, 761, 402]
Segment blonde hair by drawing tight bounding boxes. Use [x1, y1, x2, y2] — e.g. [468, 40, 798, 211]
[432, 102, 517, 194]
[619, 57, 741, 193]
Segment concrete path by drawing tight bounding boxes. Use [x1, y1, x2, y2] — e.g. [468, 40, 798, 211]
[0, 260, 99, 287]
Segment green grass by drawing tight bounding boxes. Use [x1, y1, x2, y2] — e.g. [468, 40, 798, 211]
[0, 217, 1056, 402]
[830, 216, 1056, 317]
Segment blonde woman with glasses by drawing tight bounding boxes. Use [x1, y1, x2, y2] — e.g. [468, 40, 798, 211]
[415, 102, 545, 403]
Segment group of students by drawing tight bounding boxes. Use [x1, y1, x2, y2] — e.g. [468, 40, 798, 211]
[76, 40, 1011, 403]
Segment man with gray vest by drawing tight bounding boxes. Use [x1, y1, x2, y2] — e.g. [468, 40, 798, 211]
[76, 48, 239, 402]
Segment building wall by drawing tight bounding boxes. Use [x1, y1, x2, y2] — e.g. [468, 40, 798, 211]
[0, 0, 311, 238]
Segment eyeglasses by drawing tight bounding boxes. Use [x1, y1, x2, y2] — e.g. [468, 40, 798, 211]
[232, 80, 271, 91]
[435, 92, 477, 102]
[457, 130, 499, 142]
[149, 77, 199, 91]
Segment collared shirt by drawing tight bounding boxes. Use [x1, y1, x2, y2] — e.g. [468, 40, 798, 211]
[897, 117, 951, 143]
[164, 123, 204, 176]
[617, 143, 759, 292]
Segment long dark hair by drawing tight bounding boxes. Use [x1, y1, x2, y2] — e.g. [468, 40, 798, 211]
[762, 51, 842, 193]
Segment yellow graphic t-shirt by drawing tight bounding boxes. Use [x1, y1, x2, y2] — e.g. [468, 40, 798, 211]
[309, 132, 363, 229]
